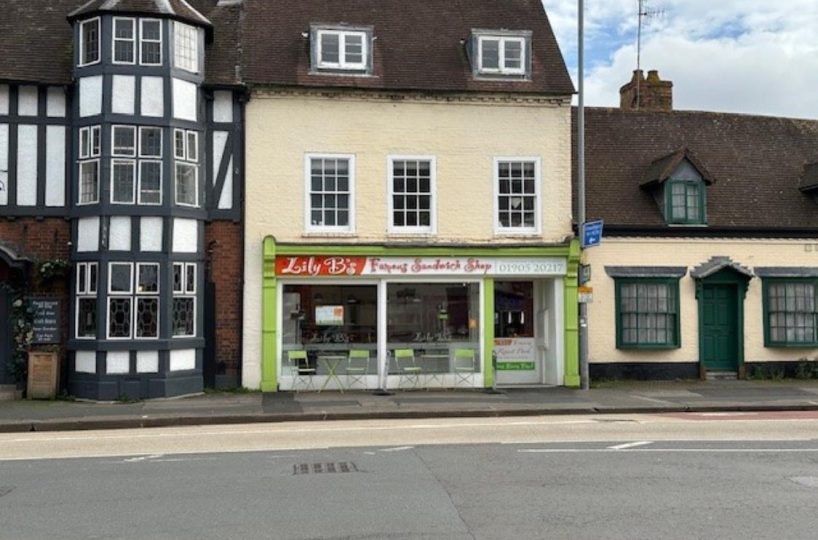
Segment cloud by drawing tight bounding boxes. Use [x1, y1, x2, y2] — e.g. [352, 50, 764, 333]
[542, 0, 818, 118]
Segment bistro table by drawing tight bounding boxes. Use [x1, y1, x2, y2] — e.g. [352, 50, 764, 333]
[318, 354, 347, 392]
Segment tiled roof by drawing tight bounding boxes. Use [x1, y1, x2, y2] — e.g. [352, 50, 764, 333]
[1, 0, 572, 95]
[239, 0, 575, 95]
[799, 162, 818, 192]
[690, 257, 753, 279]
[574, 108, 818, 231]
[68, 0, 211, 26]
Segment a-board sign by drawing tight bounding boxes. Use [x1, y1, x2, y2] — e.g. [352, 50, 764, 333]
[30, 298, 60, 344]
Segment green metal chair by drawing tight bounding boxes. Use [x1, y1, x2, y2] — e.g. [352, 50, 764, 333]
[287, 350, 316, 392]
[453, 349, 477, 387]
[393, 348, 421, 390]
[346, 349, 370, 390]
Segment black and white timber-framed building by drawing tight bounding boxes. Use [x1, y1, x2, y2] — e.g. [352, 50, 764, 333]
[0, 0, 245, 399]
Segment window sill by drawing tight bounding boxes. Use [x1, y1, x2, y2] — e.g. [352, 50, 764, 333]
[302, 231, 357, 239]
[616, 344, 681, 350]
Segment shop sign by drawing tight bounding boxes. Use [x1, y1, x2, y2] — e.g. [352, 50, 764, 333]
[276, 256, 566, 277]
[494, 338, 536, 371]
[30, 297, 60, 344]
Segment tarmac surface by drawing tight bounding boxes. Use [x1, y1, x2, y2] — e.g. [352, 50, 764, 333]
[2, 379, 818, 432]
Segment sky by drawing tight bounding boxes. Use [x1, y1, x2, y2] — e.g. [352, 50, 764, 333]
[541, 0, 818, 119]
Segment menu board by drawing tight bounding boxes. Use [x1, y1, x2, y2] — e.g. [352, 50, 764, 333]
[30, 298, 60, 344]
[315, 305, 344, 326]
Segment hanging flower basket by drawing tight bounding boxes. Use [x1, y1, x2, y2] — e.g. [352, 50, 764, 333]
[37, 259, 71, 282]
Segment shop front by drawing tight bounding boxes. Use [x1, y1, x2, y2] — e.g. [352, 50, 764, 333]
[260, 238, 580, 391]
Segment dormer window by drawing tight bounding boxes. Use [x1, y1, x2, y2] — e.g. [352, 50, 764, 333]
[79, 18, 101, 66]
[470, 30, 531, 78]
[666, 177, 705, 224]
[641, 149, 713, 227]
[311, 26, 372, 74]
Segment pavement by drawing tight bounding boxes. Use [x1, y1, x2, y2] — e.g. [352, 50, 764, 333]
[2, 379, 818, 432]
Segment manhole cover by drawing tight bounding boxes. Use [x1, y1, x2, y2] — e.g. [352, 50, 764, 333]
[0, 486, 15, 498]
[293, 462, 358, 475]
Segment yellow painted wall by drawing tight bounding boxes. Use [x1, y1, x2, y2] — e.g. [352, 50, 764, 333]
[241, 91, 573, 388]
[584, 237, 818, 365]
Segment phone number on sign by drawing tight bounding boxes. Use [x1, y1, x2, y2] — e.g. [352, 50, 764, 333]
[495, 261, 566, 275]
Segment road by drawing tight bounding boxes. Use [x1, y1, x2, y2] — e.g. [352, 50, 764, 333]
[1, 412, 817, 539]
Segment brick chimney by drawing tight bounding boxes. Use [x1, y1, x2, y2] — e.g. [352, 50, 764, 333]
[619, 69, 673, 111]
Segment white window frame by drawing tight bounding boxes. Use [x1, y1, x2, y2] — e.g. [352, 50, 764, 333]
[174, 163, 199, 207]
[477, 35, 527, 75]
[78, 17, 101, 67]
[75, 262, 98, 340]
[138, 160, 163, 206]
[304, 153, 356, 234]
[134, 263, 160, 339]
[173, 21, 199, 73]
[111, 125, 137, 157]
[112, 17, 136, 65]
[139, 18, 163, 66]
[110, 159, 136, 205]
[107, 262, 133, 340]
[174, 128, 198, 161]
[138, 126, 163, 158]
[172, 262, 197, 337]
[387, 155, 437, 235]
[79, 126, 101, 159]
[493, 157, 541, 235]
[78, 159, 100, 205]
[316, 29, 368, 70]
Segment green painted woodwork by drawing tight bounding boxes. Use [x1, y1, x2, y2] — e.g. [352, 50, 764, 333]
[699, 284, 739, 370]
[563, 238, 580, 387]
[261, 236, 278, 391]
[761, 278, 818, 347]
[613, 277, 681, 349]
[664, 178, 706, 225]
[695, 268, 750, 373]
[483, 278, 495, 388]
[261, 237, 578, 391]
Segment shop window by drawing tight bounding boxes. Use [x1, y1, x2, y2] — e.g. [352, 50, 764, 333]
[174, 22, 198, 73]
[386, 283, 481, 376]
[172, 262, 196, 337]
[306, 155, 354, 232]
[615, 278, 680, 348]
[113, 18, 136, 64]
[389, 157, 435, 233]
[763, 279, 818, 346]
[281, 284, 378, 377]
[79, 18, 101, 66]
[75, 262, 97, 339]
[495, 158, 540, 234]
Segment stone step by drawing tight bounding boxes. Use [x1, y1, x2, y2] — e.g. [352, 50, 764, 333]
[706, 371, 737, 381]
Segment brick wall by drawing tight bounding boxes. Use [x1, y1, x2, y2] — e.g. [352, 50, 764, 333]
[205, 221, 243, 381]
[0, 218, 71, 388]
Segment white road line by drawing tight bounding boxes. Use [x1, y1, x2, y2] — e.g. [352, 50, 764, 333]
[519, 448, 818, 454]
[607, 441, 653, 450]
[380, 446, 415, 452]
[122, 454, 164, 463]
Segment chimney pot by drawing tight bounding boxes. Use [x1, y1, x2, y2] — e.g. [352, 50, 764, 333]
[620, 68, 673, 112]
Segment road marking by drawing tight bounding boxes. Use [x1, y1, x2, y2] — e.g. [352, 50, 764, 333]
[607, 441, 653, 450]
[380, 446, 414, 452]
[122, 453, 164, 463]
[519, 448, 818, 454]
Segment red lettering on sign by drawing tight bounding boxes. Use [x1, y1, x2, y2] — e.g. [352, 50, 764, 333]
[275, 256, 366, 276]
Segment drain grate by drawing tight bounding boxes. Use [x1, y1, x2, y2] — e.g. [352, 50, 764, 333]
[0, 486, 15, 498]
[293, 462, 358, 475]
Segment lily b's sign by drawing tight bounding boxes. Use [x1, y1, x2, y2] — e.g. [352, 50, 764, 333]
[275, 256, 567, 277]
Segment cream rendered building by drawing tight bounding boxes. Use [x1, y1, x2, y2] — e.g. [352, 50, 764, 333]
[581, 71, 818, 380]
[238, 0, 579, 391]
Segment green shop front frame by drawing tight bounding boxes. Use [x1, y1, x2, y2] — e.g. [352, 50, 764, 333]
[260, 237, 581, 391]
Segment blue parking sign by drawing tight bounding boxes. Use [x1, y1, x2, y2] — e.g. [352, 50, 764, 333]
[581, 220, 603, 248]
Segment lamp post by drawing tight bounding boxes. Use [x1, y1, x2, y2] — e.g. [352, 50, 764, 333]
[577, 0, 590, 390]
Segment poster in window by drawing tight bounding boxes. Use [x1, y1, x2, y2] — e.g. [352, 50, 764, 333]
[316, 305, 344, 326]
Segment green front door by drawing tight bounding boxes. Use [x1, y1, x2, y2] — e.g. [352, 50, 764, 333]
[700, 284, 739, 371]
